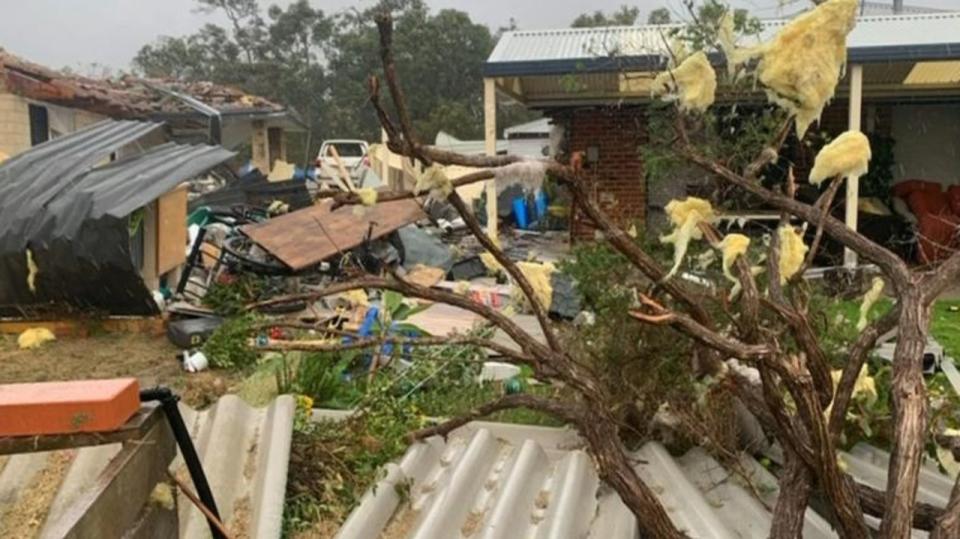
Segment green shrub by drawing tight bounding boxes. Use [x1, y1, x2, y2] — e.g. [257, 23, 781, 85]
[202, 315, 259, 369]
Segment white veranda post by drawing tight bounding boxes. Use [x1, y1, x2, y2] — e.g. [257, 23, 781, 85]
[484, 78, 498, 238]
[380, 128, 390, 189]
[844, 64, 864, 268]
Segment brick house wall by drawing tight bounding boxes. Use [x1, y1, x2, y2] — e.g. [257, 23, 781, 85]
[0, 92, 31, 157]
[552, 107, 648, 241]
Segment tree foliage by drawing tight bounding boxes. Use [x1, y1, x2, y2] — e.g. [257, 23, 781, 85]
[134, 0, 536, 163]
[570, 5, 641, 28]
[647, 7, 673, 24]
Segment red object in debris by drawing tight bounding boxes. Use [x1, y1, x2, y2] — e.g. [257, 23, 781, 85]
[269, 326, 284, 340]
[893, 179, 942, 199]
[0, 378, 140, 437]
[916, 213, 960, 264]
[947, 186, 960, 216]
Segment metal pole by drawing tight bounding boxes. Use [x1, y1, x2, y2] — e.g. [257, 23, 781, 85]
[844, 64, 864, 269]
[484, 78, 498, 239]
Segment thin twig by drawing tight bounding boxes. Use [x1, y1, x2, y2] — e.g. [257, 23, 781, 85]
[167, 471, 235, 539]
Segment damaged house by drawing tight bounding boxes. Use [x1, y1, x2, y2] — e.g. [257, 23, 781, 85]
[481, 11, 960, 266]
[0, 49, 309, 316]
[0, 120, 234, 316]
[0, 48, 304, 173]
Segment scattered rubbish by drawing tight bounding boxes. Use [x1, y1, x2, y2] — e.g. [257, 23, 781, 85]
[17, 327, 56, 349]
[479, 361, 521, 382]
[403, 265, 446, 288]
[573, 310, 596, 327]
[448, 256, 487, 281]
[167, 316, 225, 349]
[397, 225, 455, 271]
[267, 160, 296, 182]
[189, 169, 312, 213]
[182, 350, 210, 372]
[240, 198, 424, 271]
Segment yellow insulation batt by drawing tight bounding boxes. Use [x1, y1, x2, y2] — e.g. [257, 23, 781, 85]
[750, 0, 859, 137]
[17, 327, 56, 350]
[809, 131, 872, 185]
[356, 187, 379, 206]
[652, 51, 717, 113]
[777, 226, 808, 284]
[479, 252, 504, 275]
[857, 276, 885, 331]
[511, 261, 557, 313]
[660, 197, 716, 279]
[718, 233, 751, 284]
[26, 248, 38, 293]
[414, 164, 453, 202]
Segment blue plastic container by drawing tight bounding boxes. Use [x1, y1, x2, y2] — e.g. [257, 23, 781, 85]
[535, 190, 548, 220]
[513, 197, 529, 229]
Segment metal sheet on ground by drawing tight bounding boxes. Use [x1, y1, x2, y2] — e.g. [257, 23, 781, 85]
[240, 198, 425, 271]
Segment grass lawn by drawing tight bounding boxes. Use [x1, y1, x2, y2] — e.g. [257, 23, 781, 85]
[825, 297, 960, 361]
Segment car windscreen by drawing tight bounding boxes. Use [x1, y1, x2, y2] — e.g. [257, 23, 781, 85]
[327, 143, 365, 157]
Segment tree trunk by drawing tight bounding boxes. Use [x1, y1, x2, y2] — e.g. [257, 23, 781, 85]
[581, 411, 685, 539]
[932, 480, 960, 538]
[880, 289, 931, 538]
[771, 449, 813, 538]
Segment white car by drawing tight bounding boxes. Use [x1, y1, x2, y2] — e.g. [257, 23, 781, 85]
[315, 140, 370, 189]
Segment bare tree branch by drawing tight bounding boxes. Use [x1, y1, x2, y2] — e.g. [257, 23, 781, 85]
[259, 334, 535, 365]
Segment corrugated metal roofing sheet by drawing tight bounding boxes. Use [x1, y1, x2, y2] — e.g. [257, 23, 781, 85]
[0, 395, 294, 538]
[335, 420, 951, 538]
[0, 120, 234, 315]
[486, 12, 960, 76]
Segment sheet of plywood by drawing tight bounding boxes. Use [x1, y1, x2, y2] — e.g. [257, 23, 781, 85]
[240, 198, 425, 271]
[156, 185, 188, 276]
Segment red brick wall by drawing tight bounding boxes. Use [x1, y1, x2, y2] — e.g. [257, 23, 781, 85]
[554, 107, 647, 241]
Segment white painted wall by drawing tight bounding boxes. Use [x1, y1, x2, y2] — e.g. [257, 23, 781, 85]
[892, 104, 960, 186]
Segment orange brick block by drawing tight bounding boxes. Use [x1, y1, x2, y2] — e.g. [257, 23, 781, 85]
[0, 378, 140, 437]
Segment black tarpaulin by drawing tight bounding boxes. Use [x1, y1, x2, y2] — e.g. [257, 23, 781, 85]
[0, 120, 235, 316]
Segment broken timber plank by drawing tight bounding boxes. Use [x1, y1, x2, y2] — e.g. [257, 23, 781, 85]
[240, 198, 425, 271]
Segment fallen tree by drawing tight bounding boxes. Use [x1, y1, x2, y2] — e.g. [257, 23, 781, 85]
[260, 1, 960, 536]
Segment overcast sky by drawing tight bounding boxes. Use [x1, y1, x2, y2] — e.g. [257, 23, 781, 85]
[0, 0, 955, 72]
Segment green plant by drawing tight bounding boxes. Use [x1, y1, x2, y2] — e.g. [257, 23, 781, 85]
[861, 133, 895, 202]
[203, 274, 269, 316]
[295, 351, 361, 406]
[202, 315, 259, 369]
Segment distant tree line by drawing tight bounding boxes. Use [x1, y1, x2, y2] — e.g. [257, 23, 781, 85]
[134, 0, 540, 164]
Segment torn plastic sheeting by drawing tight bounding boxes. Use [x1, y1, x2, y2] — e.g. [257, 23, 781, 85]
[397, 225, 455, 272]
[0, 120, 235, 316]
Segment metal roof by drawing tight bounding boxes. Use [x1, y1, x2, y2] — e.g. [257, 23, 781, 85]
[859, 2, 950, 15]
[0, 395, 294, 538]
[0, 120, 234, 315]
[485, 12, 960, 77]
[335, 420, 952, 538]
